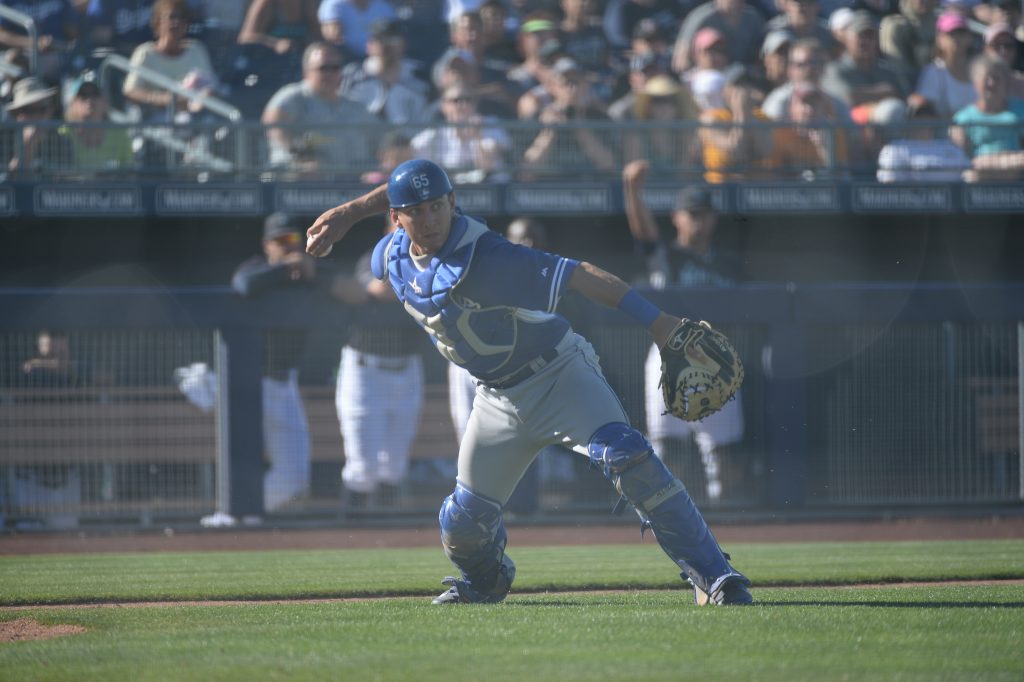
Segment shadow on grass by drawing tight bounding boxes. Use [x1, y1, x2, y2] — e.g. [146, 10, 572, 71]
[754, 600, 1024, 609]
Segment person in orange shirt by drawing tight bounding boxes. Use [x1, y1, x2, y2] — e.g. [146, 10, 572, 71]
[699, 66, 774, 183]
[767, 82, 849, 180]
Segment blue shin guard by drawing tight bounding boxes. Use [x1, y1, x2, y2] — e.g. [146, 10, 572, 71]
[588, 423, 749, 598]
[435, 482, 516, 603]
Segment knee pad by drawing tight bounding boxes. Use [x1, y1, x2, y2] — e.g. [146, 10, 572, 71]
[438, 482, 509, 592]
[587, 422, 654, 475]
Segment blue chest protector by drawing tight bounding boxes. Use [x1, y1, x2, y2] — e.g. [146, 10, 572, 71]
[372, 213, 571, 382]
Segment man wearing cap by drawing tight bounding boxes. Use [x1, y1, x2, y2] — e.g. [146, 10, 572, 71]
[761, 30, 794, 89]
[522, 56, 617, 177]
[318, 0, 397, 59]
[672, 0, 766, 72]
[608, 50, 671, 121]
[821, 11, 909, 108]
[762, 38, 852, 121]
[263, 41, 377, 176]
[508, 13, 561, 97]
[341, 19, 431, 124]
[4, 76, 70, 174]
[59, 71, 135, 175]
[622, 160, 747, 505]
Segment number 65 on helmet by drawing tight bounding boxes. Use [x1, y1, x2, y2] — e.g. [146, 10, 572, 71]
[387, 159, 454, 208]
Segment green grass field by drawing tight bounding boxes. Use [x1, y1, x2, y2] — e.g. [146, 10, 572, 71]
[2, 539, 1023, 681]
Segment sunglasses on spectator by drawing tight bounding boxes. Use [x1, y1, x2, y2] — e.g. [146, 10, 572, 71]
[445, 96, 474, 103]
[314, 63, 343, 72]
[791, 58, 824, 67]
[270, 232, 302, 247]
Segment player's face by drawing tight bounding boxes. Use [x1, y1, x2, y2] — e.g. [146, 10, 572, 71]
[390, 194, 456, 256]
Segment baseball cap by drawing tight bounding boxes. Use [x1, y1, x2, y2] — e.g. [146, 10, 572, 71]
[69, 70, 101, 99]
[846, 10, 876, 34]
[761, 30, 793, 57]
[552, 56, 582, 77]
[674, 186, 714, 213]
[644, 74, 683, 96]
[519, 17, 556, 33]
[370, 18, 403, 40]
[263, 212, 303, 241]
[632, 18, 666, 42]
[936, 10, 970, 33]
[984, 22, 1014, 44]
[694, 27, 727, 52]
[689, 69, 726, 109]
[828, 7, 856, 34]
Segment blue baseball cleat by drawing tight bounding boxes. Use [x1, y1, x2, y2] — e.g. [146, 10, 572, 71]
[432, 554, 516, 604]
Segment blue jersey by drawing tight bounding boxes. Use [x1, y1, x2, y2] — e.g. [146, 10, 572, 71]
[371, 211, 579, 384]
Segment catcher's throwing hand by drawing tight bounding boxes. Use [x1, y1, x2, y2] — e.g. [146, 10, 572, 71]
[305, 207, 346, 257]
[659, 318, 744, 422]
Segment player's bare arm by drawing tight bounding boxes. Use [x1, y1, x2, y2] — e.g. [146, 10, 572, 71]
[567, 261, 679, 349]
[306, 184, 390, 257]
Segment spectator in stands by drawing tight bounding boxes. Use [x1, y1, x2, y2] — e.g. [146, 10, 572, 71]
[879, 0, 939, 88]
[559, 0, 615, 100]
[121, 0, 215, 122]
[432, 11, 519, 118]
[318, 0, 397, 60]
[767, 81, 850, 179]
[623, 73, 701, 173]
[507, 13, 562, 112]
[765, 0, 837, 55]
[951, 54, 1024, 181]
[608, 50, 671, 121]
[238, 0, 321, 58]
[103, 1, 160, 57]
[59, 70, 135, 175]
[621, 166, 747, 504]
[699, 65, 774, 182]
[602, 0, 684, 52]
[760, 30, 794, 90]
[479, 0, 519, 67]
[827, 7, 856, 53]
[521, 56, 617, 177]
[763, 38, 852, 121]
[412, 83, 512, 182]
[682, 27, 734, 92]
[262, 41, 376, 176]
[335, 214, 426, 512]
[672, 0, 767, 73]
[0, 0, 76, 81]
[21, 330, 76, 387]
[876, 98, 971, 181]
[5, 77, 71, 175]
[340, 19, 430, 125]
[984, 23, 1024, 98]
[361, 129, 413, 185]
[821, 11, 909, 114]
[912, 10, 976, 119]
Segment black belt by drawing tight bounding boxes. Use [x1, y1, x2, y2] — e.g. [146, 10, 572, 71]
[483, 348, 559, 390]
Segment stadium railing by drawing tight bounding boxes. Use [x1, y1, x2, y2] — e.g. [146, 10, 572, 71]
[0, 284, 1021, 529]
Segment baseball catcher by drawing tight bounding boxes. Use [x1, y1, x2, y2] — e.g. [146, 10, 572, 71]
[660, 319, 744, 422]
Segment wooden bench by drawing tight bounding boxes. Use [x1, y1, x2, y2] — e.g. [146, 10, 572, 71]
[0, 383, 459, 469]
[968, 377, 1020, 456]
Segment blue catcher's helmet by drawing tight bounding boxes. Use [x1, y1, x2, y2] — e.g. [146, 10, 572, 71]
[387, 159, 453, 208]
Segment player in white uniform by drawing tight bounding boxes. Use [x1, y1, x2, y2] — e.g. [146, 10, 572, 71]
[336, 218, 425, 507]
[624, 160, 744, 503]
[306, 160, 752, 606]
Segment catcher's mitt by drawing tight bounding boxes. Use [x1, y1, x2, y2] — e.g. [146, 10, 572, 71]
[660, 319, 744, 422]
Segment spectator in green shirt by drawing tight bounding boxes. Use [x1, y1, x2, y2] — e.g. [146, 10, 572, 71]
[60, 72, 136, 176]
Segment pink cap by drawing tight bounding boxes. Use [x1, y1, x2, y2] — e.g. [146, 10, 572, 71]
[936, 11, 969, 34]
[985, 22, 1013, 44]
[694, 27, 726, 52]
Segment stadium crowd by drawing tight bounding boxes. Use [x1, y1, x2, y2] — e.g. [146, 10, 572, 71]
[1, 0, 1023, 182]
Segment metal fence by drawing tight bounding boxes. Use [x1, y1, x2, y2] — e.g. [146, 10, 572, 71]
[0, 285, 1020, 530]
[3, 119, 1021, 183]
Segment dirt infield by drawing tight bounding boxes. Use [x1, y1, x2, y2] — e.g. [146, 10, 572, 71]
[2, 515, 1022, 555]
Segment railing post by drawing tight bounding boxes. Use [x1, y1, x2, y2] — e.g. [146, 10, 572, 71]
[214, 327, 265, 518]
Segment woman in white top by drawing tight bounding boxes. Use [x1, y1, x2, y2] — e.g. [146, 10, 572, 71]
[122, 0, 214, 121]
[913, 10, 976, 119]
